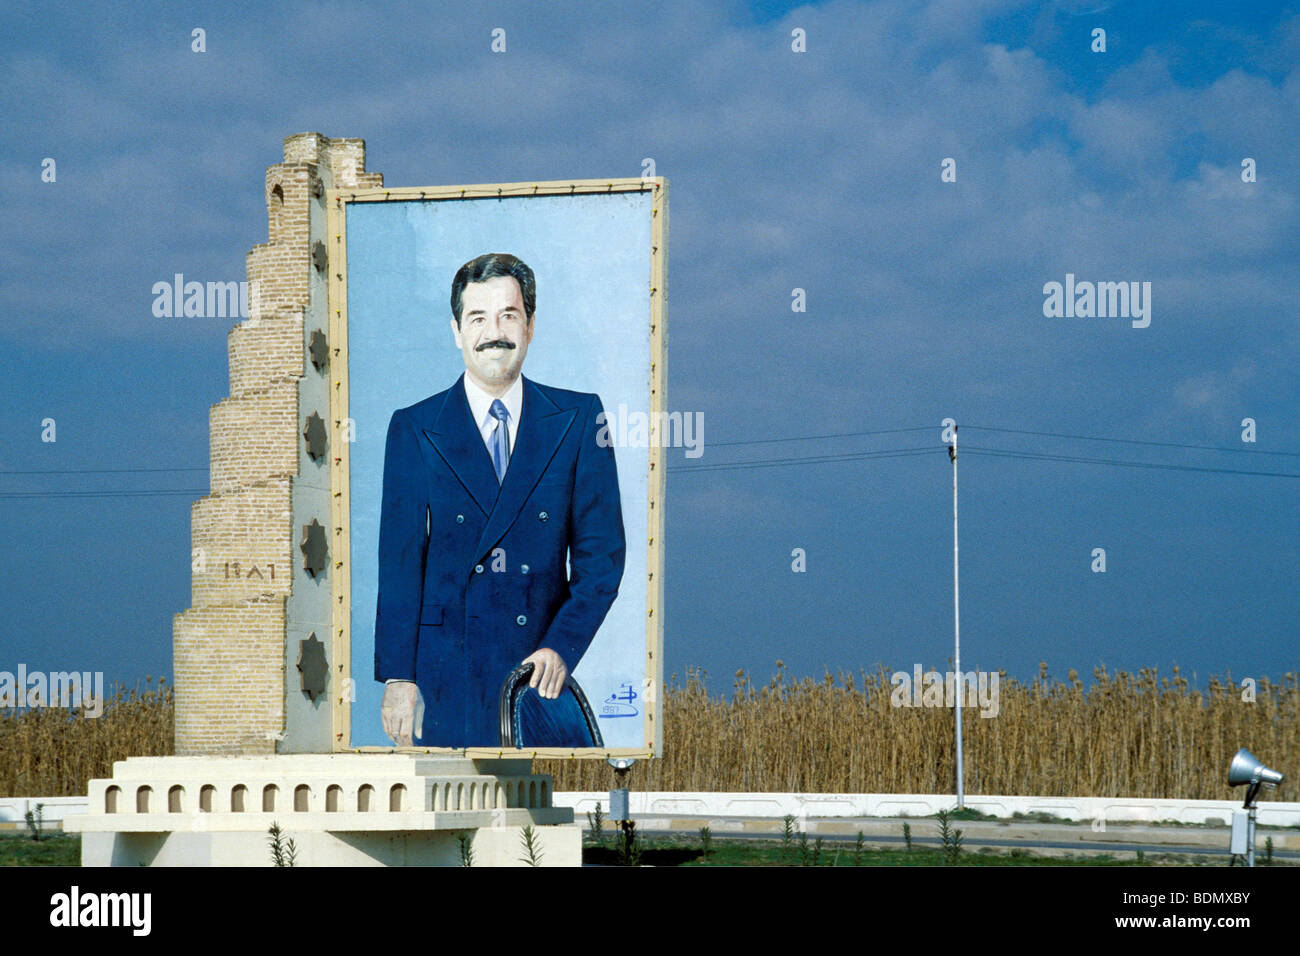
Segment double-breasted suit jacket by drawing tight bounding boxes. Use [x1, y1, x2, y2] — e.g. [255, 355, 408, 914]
[374, 373, 626, 747]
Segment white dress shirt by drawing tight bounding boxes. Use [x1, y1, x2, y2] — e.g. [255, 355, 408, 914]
[462, 373, 522, 460]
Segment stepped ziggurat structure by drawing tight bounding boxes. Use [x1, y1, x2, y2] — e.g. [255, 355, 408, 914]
[174, 133, 378, 757]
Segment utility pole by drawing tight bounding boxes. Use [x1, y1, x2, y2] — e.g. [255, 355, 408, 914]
[948, 422, 964, 809]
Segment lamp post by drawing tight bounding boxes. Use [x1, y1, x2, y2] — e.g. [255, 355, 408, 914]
[948, 422, 964, 810]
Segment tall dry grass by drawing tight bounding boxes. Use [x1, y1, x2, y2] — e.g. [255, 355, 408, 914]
[0, 679, 172, 797]
[2, 666, 1295, 802]
[539, 662, 1300, 801]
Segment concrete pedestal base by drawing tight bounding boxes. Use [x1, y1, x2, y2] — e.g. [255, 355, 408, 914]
[79, 822, 581, 867]
[66, 754, 579, 867]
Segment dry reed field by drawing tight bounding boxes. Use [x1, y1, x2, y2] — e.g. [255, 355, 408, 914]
[2, 666, 1296, 802]
[540, 663, 1300, 800]
[0, 679, 172, 797]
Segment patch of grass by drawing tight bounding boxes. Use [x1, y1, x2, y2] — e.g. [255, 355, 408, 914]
[583, 834, 1141, 867]
[1002, 814, 1245, 829]
[0, 832, 80, 866]
[944, 807, 999, 822]
[1011, 811, 1069, 824]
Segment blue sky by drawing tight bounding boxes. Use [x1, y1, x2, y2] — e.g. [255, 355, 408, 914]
[1, 0, 1297, 697]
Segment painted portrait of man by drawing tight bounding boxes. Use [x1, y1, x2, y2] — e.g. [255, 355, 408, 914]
[372, 253, 626, 747]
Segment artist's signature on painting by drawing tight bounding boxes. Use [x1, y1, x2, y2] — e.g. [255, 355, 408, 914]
[600, 682, 639, 718]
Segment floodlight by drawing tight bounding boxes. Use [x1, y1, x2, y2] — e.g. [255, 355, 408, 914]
[1228, 748, 1284, 789]
[1226, 748, 1285, 867]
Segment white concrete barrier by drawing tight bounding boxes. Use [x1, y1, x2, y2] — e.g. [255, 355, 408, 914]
[554, 792, 1300, 827]
[10, 791, 1300, 830]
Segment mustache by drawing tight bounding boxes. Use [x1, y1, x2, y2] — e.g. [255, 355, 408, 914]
[476, 340, 516, 351]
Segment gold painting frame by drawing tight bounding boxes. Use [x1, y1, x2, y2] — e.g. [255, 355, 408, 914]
[325, 178, 667, 759]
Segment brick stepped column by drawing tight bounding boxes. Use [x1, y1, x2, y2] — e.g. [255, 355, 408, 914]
[172, 134, 383, 756]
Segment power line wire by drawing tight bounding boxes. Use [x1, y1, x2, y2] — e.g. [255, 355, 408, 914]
[707, 426, 933, 448]
[963, 445, 1300, 480]
[2, 423, 1295, 490]
[962, 424, 1298, 457]
[0, 489, 209, 500]
[668, 446, 938, 474]
[0, 466, 206, 475]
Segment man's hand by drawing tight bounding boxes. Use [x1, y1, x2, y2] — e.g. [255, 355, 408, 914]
[522, 648, 568, 700]
[381, 681, 421, 746]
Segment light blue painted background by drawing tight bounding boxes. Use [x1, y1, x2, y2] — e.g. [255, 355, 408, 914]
[345, 191, 653, 749]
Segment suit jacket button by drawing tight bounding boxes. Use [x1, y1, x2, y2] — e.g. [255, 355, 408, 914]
[520, 564, 530, 574]
[474, 564, 484, 574]
[538, 511, 548, 521]
[456, 514, 464, 523]
[516, 615, 527, 626]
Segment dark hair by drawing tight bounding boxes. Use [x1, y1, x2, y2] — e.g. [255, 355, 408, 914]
[450, 253, 536, 328]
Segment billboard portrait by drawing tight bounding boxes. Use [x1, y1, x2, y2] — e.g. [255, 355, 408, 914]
[327, 179, 666, 757]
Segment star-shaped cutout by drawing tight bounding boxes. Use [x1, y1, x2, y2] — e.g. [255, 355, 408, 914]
[303, 411, 328, 461]
[300, 518, 328, 578]
[308, 329, 329, 371]
[297, 632, 329, 702]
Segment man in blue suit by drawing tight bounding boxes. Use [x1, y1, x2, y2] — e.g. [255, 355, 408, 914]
[374, 253, 625, 748]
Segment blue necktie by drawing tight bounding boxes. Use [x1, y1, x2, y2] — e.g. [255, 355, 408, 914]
[489, 399, 510, 484]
